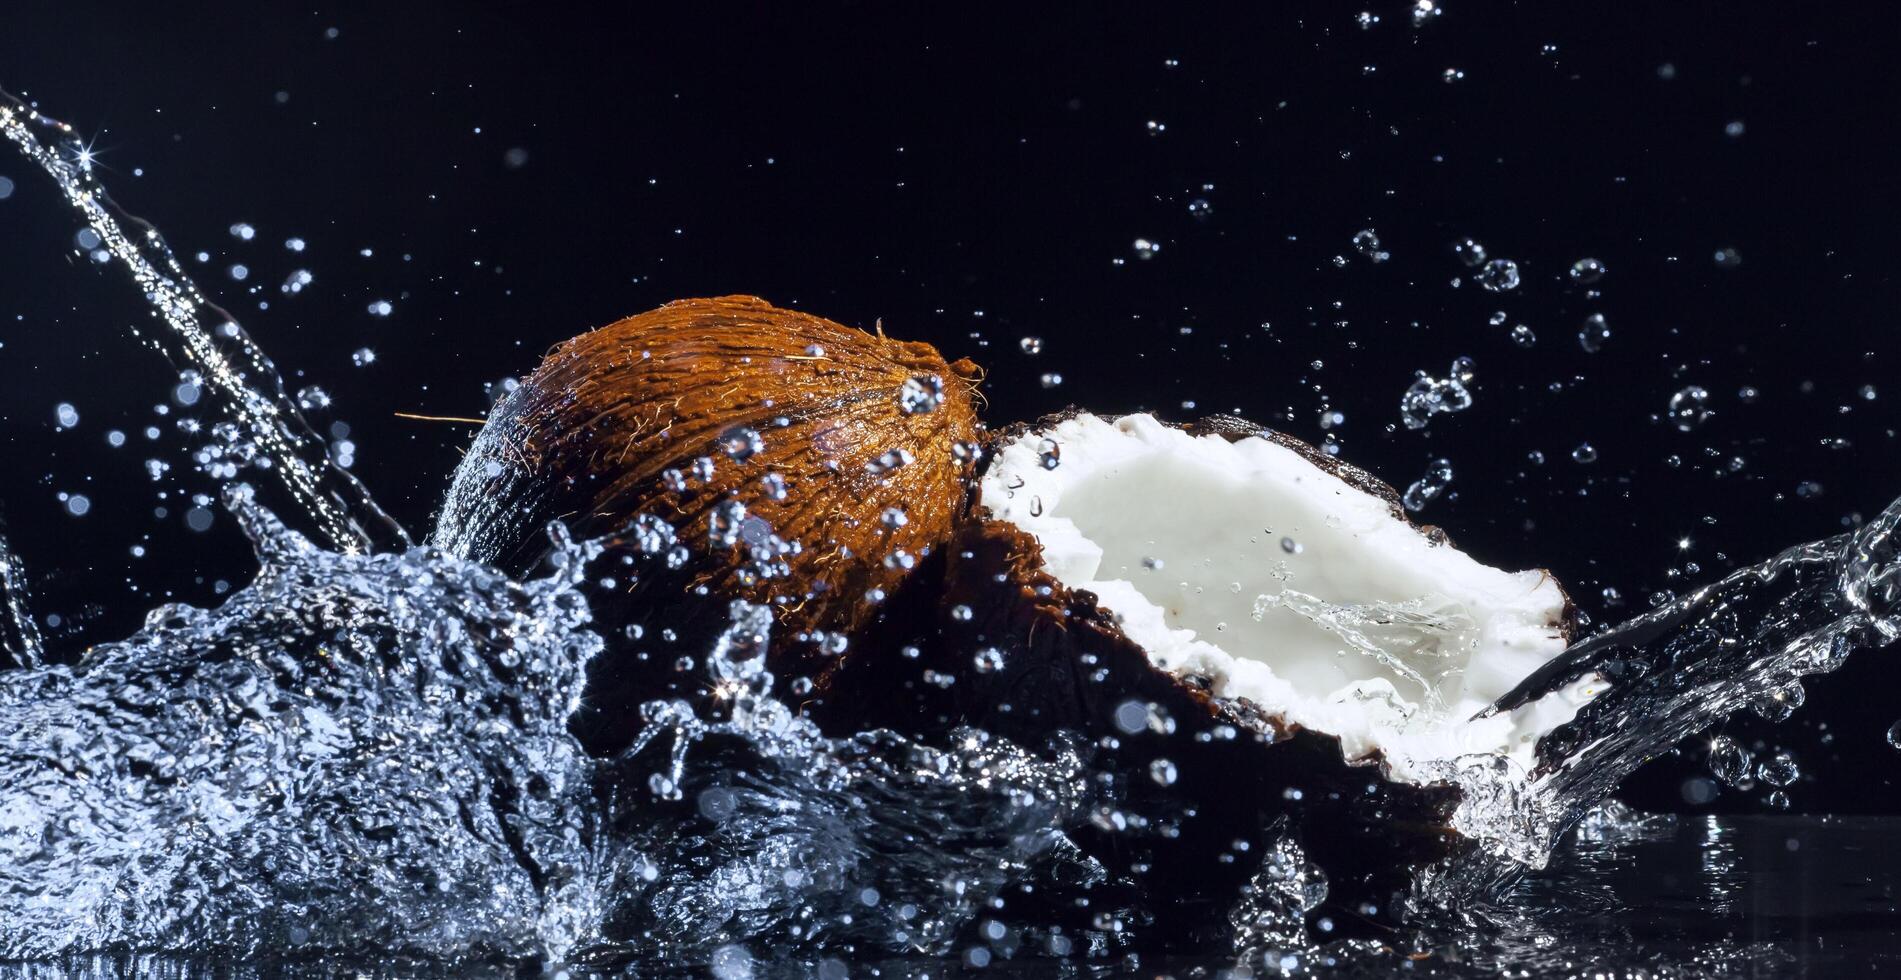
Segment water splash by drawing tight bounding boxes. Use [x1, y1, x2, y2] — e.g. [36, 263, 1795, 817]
[0, 525, 42, 669]
[0, 88, 407, 554]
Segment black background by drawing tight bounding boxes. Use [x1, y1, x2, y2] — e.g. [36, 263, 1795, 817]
[1, 2, 1897, 814]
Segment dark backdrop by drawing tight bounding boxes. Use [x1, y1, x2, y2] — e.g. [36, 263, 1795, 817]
[1, 2, 1897, 814]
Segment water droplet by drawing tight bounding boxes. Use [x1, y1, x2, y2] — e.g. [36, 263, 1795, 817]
[898, 375, 944, 415]
[1708, 736, 1752, 786]
[1476, 258, 1521, 292]
[718, 426, 765, 461]
[1402, 458, 1454, 512]
[1578, 313, 1611, 353]
[1758, 751, 1799, 788]
[1668, 386, 1712, 431]
[286, 386, 330, 414]
[1400, 358, 1476, 429]
[1351, 228, 1389, 263]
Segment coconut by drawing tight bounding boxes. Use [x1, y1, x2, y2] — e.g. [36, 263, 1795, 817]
[817, 410, 1600, 932]
[433, 295, 982, 750]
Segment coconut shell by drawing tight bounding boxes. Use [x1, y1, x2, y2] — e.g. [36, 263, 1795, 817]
[434, 295, 981, 750]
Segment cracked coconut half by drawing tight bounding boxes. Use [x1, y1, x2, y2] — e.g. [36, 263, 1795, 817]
[975, 411, 1600, 784]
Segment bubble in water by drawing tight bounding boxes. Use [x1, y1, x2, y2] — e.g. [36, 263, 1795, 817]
[1018, 336, 1043, 355]
[1888, 721, 1901, 749]
[1572, 443, 1599, 464]
[1280, 536, 1302, 555]
[1476, 258, 1521, 292]
[1714, 247, 1743, 268]
[1569, 257, 1607, 284]
[1317, 409, 1345, 430]
[1509, 324, 1536, 348]
[1724, 120, 1746, 139]
[285, 237, 306, 252]
[1187, 198, 1213, 220]
[898, 375, 944, 415]
[63, 494, 91, 517]
[54, 403, 79, 429]
[1351, 228, 1389, 263]
[1411, 0, 1440, 27]
[973, 648, 1005, 674]
[1399, 358, 1476, 429]
[1708, 736, 1752, 786]
[1668, 386, 1712, 431]
[367, 299, 394, 317]
[1452, 237, 1488, 268]
[1132, 238, 1161, 260]
[1758, 751, 1799, 788]
[1149, 758, 1179, 787]
[1354, 10, 1379, 29]
[351, 347, 376, 367]
[1402, 458, 1454, 512]
[280, 268, 314, 295]
[228, 263, 249, 281]
[1039, 372, 1063, 388]
[1578, 313, 1611, 353]
[0, 176, 13, 200]
[719, 426, 765, 461]
[229, 222, 256, 241]
[1442, 68, 1465, 83]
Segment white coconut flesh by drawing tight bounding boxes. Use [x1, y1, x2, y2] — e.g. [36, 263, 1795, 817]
[979, 412, 1601, 783]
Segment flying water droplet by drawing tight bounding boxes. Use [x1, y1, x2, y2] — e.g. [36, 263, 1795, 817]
[1668, 386, 1712, 431]
[1476, 258, 1521, 292]
[1402, 458, 1454, 512]
[1578, 313, 1611, 353]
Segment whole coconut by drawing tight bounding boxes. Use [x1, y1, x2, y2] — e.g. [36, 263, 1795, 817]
[434, 295, 982, 750]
